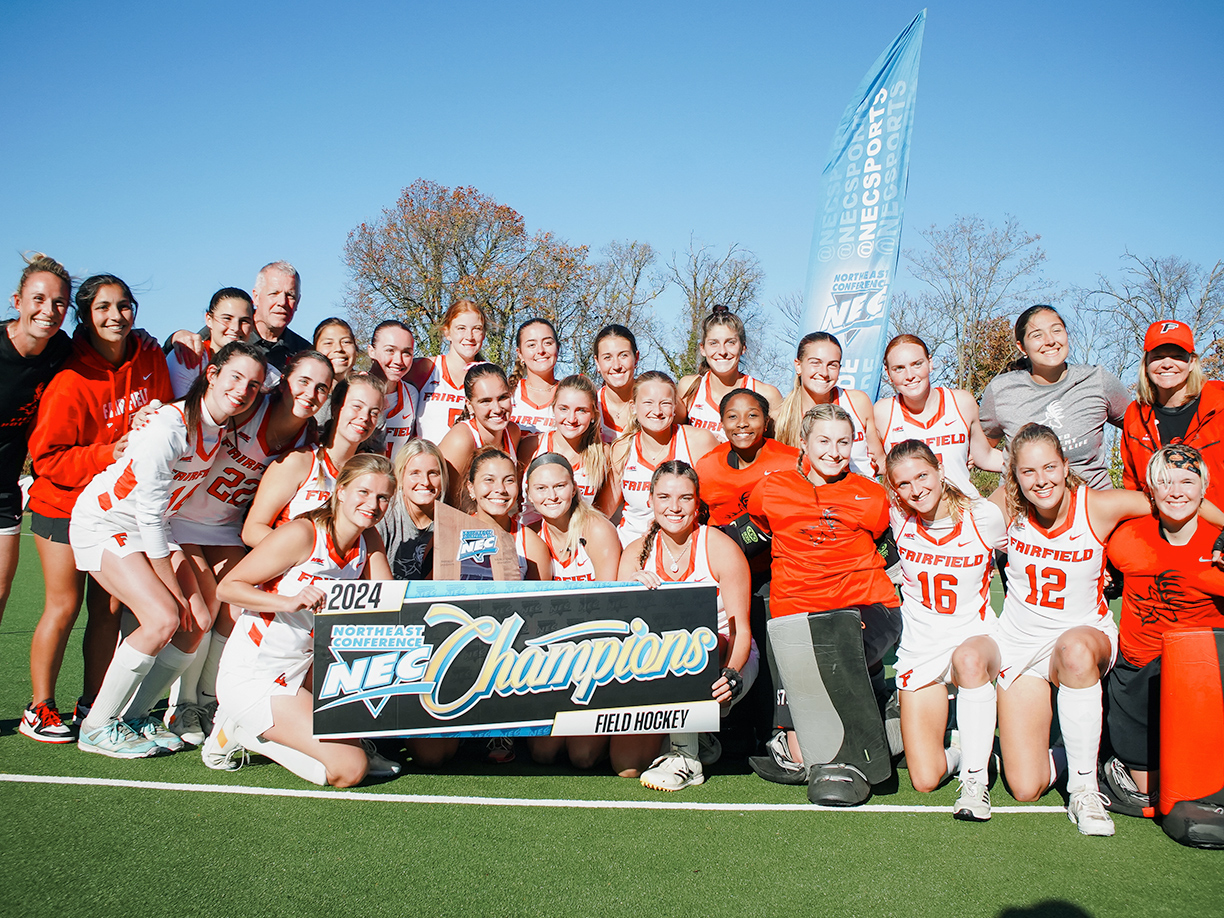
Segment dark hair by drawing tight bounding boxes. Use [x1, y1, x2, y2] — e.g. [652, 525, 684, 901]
[370, 319, 414, 347]
[179, 340, 267, 435]
[321, 371, 386, 447]
[312, 316, 353, 346]
[718, 386, 770, 418]
[509, 317, 559, 388]
[1006, 305, 1065, 373]
[593, 324, 639, 358]
[467, 446, 516, 484]
[463, 361, 508, 399]
[637, 459, 706, 569]
[280, 349, 334, 381]
[73, 274, 136, 328]
[681, 305, 749, 407]
[208, 287, 253, 314]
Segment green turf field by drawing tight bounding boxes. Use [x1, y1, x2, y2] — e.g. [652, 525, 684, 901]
[2, 525, 1221, 918]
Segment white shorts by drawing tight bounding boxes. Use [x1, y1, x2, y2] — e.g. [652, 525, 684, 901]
[995, 622, 1118, 691]
[894, 616, 997, 692]
[0, 521, 20, 537]
[216, 654, 312, 739]
[169, 517, 244, 547]
[69, 522, 181, 573]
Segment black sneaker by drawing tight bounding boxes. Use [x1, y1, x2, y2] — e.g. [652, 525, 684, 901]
[808, 762, 872, 807]
[1099, 756, 1151, 818]
[749, 731, 808, 785]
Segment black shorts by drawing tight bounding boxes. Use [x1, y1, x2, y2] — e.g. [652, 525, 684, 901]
[30, 512, 70, 544]
[0, 483, 21, 532]
[1105, 653, 1160, 771]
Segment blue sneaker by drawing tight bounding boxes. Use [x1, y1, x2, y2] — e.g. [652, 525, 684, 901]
[126, 714, 186, 752]
[78, 719, 162, 759]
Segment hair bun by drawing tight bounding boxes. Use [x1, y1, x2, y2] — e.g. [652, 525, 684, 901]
[711, 303, 729, 316]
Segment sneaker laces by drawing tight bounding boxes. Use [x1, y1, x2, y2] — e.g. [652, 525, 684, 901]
[32, 700, 66, 727]
[1107, 757, 1143, 796]
[1073, 790, 1111, 818]
[767, 731, 803, 772]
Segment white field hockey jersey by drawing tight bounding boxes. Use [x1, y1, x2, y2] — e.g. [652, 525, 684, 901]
[521, 431, 598, 525]
[880, 388, 978, 497]
[892, 498, 1006, 638]
[643, 524, 727, 635]
[416, 357, 467, 445]
[599, 386, 627, 444]
[687, 373, 763, 443]
[173, 395, 311, 535]
[1001, 486, 1110, 641]
[510, 379, 556, 434]
[274, 445, 340, 527]
[382, 378, 420, 462]
[540, 523, 596, 581]
[72, 401, 225, 559]
[617, 427, 696, 547]
[835, 387, 876, 478]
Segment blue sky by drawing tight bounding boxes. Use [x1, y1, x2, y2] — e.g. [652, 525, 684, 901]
[2, 1, 1221, 354]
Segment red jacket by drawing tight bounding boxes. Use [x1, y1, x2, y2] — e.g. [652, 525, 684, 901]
[1120, 380, 1224, 506]
[28, 330, 174, 519]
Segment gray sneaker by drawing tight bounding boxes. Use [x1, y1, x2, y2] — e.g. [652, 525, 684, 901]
[361, 739, 402, 778]
[78, 718, 162, 759]
[164, 702, 209, 746]
[201, 716, 247, 771]
[953, 776, 991, 822]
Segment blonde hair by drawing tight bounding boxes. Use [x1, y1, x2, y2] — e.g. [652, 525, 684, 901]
[1004, 423, 1085, 521]
[883, 438, 972, 523]
[1147, 443, 1209, 492]
[776, 332, 842, 448]
[1136, 350, 1205, 406]
[554, 374, 608, 493]
[302, 453, 395, 546]
[795, 403, 855, 475]
[526, 452, 604, 561]
[15, 252, 71, 297]
[617, 370, 678, 443]
[393, 437, 448, 509]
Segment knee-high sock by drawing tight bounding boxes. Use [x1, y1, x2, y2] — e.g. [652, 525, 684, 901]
[169, 631, 210, 708]
[197, 631, 228, 701]
[124, 644, 196, 719]
[233, 724, 329, 786]
[1048, 746, 1068, 791]
[670, 732, 698, 760]
[956, 682, 997, 779]
[1058, 682, 1102, 793]
[81, 641, 155, 730]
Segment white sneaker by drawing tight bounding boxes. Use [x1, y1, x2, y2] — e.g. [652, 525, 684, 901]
[201, 716, 247, 771]
[78, 718, 161, 759]
[126, 714, 186, 752]
[361, 739, 402, 778]
[164, 702, 209, 746]
[640, 752, 704, 792]
[953, 776, 991, 822]
[1067, 790, 1116, 837]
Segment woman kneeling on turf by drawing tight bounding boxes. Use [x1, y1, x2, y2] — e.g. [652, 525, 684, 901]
[617, 460, 756, 790]
[210, 453, 398, 787]
[885, 440, 1007, 820]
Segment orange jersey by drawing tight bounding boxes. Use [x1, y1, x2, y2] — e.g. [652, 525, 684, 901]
[695, 439, 799, 527]
[748, 469, 894, 617]
[1106, 514, 1224, 667]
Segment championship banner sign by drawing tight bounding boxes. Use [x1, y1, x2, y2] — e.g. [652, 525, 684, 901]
[312, 580, 721, 739]
[800, 9, 925, 399]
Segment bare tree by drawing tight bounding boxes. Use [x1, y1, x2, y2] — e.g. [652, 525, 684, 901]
[899, 215, 1057, 396]
[566, 241, 667, 376]
[1077, 252, 1224, 380]
[652, 238, 764, 379]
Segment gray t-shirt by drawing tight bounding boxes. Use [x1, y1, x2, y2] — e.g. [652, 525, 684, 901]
[376, 499, 434, 580]
[979, 364, 1130, 489]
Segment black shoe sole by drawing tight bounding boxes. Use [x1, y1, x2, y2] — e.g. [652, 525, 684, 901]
[748, 755, 809, 785]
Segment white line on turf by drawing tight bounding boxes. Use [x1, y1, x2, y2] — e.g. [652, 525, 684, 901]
[0, 773, 1067, 813]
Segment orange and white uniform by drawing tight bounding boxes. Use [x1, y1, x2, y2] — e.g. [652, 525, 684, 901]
[69, 401, 225, 571]
[686, 373, 766, 443]
[416, 357, 467, 445]
[216, 524, 369, 737]
[520, 431, 598, 525]
[509, 379, 555, 434]
[834, 387, 876, 478]
[617, 427, 697, 547]
[381, 378, 420, 462]
[460, 418, 515, 455]
[891, 499, 1007, 690]
[273, 445, 340, 527]
[879, 388, 977, 497]
[171, 395, 311, 546]
[540, 523, 596, 582]
[996, 486, 1116, 689]
[598, 386, 627, 444]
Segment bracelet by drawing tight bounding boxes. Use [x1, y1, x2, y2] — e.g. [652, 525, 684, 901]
[721, 666, 744, 701]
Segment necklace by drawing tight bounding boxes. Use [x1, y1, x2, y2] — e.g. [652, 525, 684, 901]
[658, 532, 691, 574]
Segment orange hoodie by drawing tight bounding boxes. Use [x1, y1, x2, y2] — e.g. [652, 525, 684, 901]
[28, 329, 174, 519]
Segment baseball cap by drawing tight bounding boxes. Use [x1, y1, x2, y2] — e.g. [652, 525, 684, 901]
[1144, 319, 1195, 354]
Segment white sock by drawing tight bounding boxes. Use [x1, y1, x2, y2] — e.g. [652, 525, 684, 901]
[670, 732, 699, 759]
[124, 644, 195, 719]
[944, 744, 962, 781]
[233, 724, 329, 786]
[197, 631, 228, 701]
[170, 632, 210, 707]
[1058, 682, 1102, 793]
[1048, 746, 1068, 791]
[956, 682, 997, 780]
[82, 641, 156, 729]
